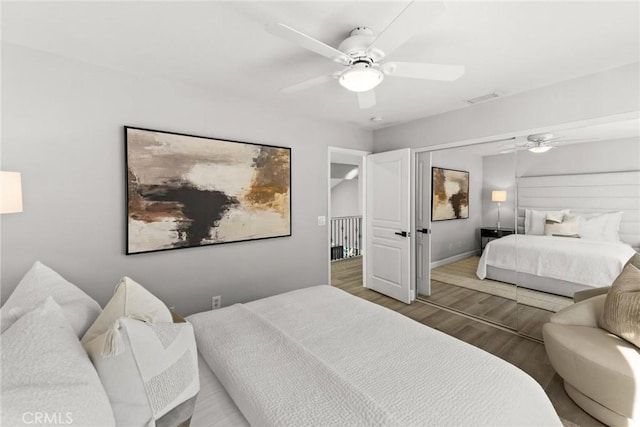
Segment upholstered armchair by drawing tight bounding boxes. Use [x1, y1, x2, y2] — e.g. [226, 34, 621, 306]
[543, 294, 640, 426]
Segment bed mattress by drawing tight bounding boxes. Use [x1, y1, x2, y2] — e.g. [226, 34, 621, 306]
[486, 265, 591, 298]
[477, 234, 634, 296]
[188, 285, 561, 426]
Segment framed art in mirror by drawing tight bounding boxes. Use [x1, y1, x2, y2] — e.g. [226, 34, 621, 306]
[431, 167, 469, 221]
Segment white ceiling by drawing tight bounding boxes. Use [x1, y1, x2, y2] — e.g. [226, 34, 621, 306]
[2, 1, 639, 130]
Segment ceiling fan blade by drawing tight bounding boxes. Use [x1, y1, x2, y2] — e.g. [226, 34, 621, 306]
[266, 23, 351, 65]
[366, 1, 446, 62]
[382, 62, 464, 81]
[358, 90, 376, 109]
[281, 73, 336, 94]
[551, 137, 598, 144]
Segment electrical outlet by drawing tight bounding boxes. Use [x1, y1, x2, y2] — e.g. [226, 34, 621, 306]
[212, 296, 221, 310]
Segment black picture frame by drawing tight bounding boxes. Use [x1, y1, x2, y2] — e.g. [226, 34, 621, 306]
[125, 126, 291, 255]
[431, 166, 469, 221]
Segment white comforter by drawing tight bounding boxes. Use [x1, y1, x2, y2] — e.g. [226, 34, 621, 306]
[189, 286, 560, 427]
[477, 234, 635, 287]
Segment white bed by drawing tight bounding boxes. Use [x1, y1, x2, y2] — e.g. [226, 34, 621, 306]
[474, 171, 640, 298]
[188, 285, 561, 426]
[192, 354, 249, 426]
[476, 234, 635, 297]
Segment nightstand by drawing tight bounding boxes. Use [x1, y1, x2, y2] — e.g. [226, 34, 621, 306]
[480, 227, 515, 253]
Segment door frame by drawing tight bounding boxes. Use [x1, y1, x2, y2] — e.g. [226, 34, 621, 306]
[328, 146, 371, 288]
[413, 150, 432, 299]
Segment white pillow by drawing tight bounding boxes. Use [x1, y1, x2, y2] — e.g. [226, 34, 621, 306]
[0, 261, 101, 337]
[85, 316, 199, 426]
[81, 276, 172, 346]
[577, 211, 623, 242]
[544, 214, 580, 237]
[1, 297, 115, 427]
[525, 209, 569, 235]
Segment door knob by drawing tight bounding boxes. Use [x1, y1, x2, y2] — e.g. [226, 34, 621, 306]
[394, 231, 408, 237]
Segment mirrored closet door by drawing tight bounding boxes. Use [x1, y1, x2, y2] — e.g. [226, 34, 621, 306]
[417, 117, 640, 341]
[514, 119, 640, 340]
[417, 143, 518, 331]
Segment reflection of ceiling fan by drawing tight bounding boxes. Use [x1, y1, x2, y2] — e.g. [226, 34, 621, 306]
[266, 1, 464, 109]
[500, 133, 596, 154]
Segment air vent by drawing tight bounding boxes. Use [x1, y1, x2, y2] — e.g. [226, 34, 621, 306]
[467, 92, 500, 104]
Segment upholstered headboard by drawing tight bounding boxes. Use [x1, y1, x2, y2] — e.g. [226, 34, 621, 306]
[517, 171, 640, 250]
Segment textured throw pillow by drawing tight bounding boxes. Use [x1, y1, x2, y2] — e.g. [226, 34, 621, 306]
[599, 264, 640, 348]
[1, 297, 115, 427]
[628, 253, 640, 270]
[544, 214, 580, 238]
[0, 261, 101, 337]
[525, 209, 569, 235]
[81, 276, 172, 346]
[85, 317, 199, 427]
[577, 211, 623, 243]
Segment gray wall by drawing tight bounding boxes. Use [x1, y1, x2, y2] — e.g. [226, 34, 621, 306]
[0, 44, 372, 315]
[516, 138, 640, 177]
[430, 149, 483, 262]
[480, 138, 639, 229]
[331, 178, 360, 218]
[374, 63, 639, 152]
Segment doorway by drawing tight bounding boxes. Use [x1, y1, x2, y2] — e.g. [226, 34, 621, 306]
[328, 147, 369, 289]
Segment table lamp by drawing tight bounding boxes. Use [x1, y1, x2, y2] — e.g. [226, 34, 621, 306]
[491, 190, 507, 230]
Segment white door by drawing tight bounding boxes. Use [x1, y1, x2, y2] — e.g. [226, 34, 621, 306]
[416, 152, 432, 296]
[366, 148, 411, 303]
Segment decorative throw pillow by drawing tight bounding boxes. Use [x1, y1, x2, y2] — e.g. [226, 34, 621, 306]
[1, 297, 115, 427]
[0, 261, 101, 337]
[628, 253, 640, 270]
[525, 209, 569, 235]
[81, 276, 172, 346]
[84, 317, 199, 427]
[577, 211, 622, 243]
[598, 264, 640, 348]
[544, 214, 580, 238]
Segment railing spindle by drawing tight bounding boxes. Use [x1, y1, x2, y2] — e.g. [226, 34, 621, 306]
[330, 216, 362, 260]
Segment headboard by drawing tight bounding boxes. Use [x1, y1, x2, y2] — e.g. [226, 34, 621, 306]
[517, 171, 640, 250]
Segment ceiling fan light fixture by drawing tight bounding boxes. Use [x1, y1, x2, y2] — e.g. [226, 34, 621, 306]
[528, 145, 553, 154]
[339, 63, 384, 93]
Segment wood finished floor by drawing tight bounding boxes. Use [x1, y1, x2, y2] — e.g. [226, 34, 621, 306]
[426, 256, 572, 341]
[422, 280, 552, 340]
[331, 257, 604, 427]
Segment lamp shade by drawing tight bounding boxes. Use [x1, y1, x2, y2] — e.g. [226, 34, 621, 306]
[491, 190, 507, 202]
[1, 171, 23, 214]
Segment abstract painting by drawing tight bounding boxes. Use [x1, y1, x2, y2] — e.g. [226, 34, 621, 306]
[125, 127, 291, 254]
[431, 167, 469, 221]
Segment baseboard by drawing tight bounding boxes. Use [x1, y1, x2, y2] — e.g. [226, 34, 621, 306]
[430, 250, 480, 269]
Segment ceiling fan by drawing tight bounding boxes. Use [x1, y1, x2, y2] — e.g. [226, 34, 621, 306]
[266, 1, 464, 109]
[500, 133, 596, 154]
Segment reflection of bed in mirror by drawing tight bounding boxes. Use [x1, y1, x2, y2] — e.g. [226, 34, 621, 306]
[476, 171, 639, 298]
